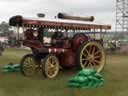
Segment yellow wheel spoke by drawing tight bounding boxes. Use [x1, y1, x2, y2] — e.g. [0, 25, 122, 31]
[53, 67, 57, 72]
[29, 58, 32, 64]
[94, 50, 100, 55]
[94, 60, 101, 64]
[83, 61, 88, 66]
[94, 55, 101, 58]
[92, 46, 95, 54]
[24, 60, 29, 64]
[89, 46, 92, 54]
[22, 55, 36, 77]
[46, 66, 51, 70]
[52, 61, 56, 65]
[50, 58, 53, 64]
[44, 55, 59, 79]
[87, 62, 92, 67]
[82, 52, 87, 57]
[85, 49, 90, 55]
[82, 58, 88, 61]
[80, 41, 105, 72]
[48, 70, 52, 75]
[92, 61, 97, 65]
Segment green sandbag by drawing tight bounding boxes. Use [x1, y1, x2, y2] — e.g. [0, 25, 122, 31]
[78, 82, 88, 88]
[9, 64, 21, 71]
[9, 64, 20, 69]
[100, 78, 104, 81]
[68, 82, 81, 88]
[83, 80, 99, 88]
[1, 69, 10, 72]
[11, 64, 21, 68]
[2, 64, 13, 69]
[69, 76, 88, 83]
[1, 63, 21, 72]
[94, 73, 103, 79]
[68, 69, 104, 89]
[98, 82, 104, 86]
[87, 80, 95, 88]
[91, 81, 104, 88]
[2, 65, 10, 69]
[87, 75, 104, 87]
[1, 69, 15, 72]
[81, 75, 103, 88]
[79, 80, 96, 88]
[77, 69, 96, 76]
[69, 76, 77, 83]
[88, 76, 100, 82]
[12, 68, 20, 72]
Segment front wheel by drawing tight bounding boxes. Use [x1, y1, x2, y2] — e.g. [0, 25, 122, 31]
[20, 54, 37, 77]
[77, 41, 105, 72]
[42, 54, 60, 79]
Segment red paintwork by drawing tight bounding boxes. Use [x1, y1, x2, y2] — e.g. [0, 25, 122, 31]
[22, 19, 111, 30]
[62, 39, 72, 48]
[23, 29, 42, 49]
[9, 15, 111, 30]
[59, 34, 89, 67]
[73, 34, 89, 51]
[23, 33, 89, 67]
[60, 51, 76, 68]
[23, 40, 42, 49]
[24, 29, 37, 40]
[9, 15, 111, 68]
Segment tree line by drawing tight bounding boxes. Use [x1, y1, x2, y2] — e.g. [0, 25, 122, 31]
[0, 21, 14, 37]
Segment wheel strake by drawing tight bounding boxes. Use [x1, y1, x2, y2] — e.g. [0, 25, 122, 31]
[43, 55, 59, 79]
[79, 41, 105, 72]
[21, 54, 37, 76]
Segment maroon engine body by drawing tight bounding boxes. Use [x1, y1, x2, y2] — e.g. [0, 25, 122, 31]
[9, 15, 111, 68]
[24, 29, 89, 68]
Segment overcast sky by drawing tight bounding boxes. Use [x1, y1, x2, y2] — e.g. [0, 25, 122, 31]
[0, 0, 116, 30]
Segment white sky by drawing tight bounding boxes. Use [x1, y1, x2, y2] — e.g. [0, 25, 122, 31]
[0, 0, 116, 30]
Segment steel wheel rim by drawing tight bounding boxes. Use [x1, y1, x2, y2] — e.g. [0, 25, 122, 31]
[45, 55, 59, 78]
[80, 42, 105, 72]
[22, 56, 36, 76]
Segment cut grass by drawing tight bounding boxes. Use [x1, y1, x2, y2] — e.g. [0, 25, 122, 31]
[0, 48, 128, 96]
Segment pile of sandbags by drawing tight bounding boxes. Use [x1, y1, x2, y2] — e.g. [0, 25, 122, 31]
[68, 69, 104, 88]
[1, 63, 21, 72]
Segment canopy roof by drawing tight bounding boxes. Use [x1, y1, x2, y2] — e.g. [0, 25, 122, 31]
[9, 15, 111, 30]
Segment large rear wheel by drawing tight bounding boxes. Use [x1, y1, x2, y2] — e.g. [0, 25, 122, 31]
[42, 54, 60, 79]
[77, 41, 105, 72]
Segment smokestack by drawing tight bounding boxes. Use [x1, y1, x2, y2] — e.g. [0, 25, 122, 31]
[57, 13, 94, 22]
[37, 13, 45, 18]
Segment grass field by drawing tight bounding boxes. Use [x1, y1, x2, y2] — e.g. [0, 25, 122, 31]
[0, 48, 128, 96]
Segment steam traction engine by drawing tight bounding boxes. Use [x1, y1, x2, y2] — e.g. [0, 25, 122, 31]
[9, 13, 111, 79]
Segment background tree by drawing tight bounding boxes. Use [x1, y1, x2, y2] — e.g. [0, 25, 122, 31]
[0, 21, 13, 37]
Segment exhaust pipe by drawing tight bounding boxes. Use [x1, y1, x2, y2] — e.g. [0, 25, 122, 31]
[57, 13, 94, 22]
